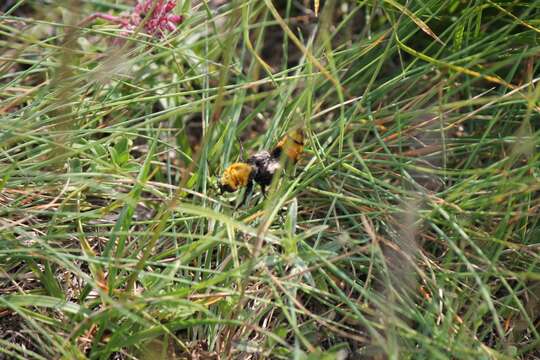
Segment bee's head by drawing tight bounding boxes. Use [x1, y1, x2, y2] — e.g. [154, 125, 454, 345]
[218, 181, 235, 194]
[218, 170, 236, 194]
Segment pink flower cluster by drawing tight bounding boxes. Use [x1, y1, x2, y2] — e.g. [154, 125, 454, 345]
[133, 0, 183, 35]
[81, 0, 183, 39]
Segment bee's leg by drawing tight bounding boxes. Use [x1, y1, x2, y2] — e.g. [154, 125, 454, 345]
[256, 185, 269, 206]
[236, 181, 253, 209]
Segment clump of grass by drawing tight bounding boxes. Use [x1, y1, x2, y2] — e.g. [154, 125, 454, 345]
[1, 0, 539, 359]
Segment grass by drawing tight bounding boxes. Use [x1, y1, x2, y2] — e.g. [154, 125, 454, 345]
[1, 0, 539, 359]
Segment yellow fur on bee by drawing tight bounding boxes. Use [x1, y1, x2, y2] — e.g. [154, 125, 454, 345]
[276, 128, 304, 163]
[220, 163, 253, 191]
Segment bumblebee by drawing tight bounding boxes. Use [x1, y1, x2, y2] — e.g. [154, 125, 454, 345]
[219, 128, 304, 207]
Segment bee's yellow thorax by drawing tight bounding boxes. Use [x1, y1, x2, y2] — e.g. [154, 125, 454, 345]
[221, 163, 252, 191]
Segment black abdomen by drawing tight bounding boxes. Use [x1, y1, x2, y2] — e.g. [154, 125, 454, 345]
[247, 151, 281, 186]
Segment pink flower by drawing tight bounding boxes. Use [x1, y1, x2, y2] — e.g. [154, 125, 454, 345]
[81, 0, 183, 39]
[133, 0, 183, 37]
